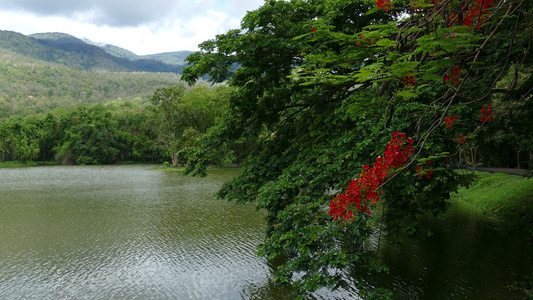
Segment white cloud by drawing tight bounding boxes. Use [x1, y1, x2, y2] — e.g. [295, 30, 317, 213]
[0, 0, 264, 55]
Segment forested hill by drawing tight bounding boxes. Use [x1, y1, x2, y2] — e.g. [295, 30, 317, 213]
[0, 47, 187, 117]
[100, 44, 195, 66]
[0, 30, 205, 117]
[0, 31, 187, 73]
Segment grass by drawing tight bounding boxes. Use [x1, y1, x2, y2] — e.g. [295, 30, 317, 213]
[452, 171, 533, 238]
[149, 164, 242, 176]
[0, 161, 56, 168]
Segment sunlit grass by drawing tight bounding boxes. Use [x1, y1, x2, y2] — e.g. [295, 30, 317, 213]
[452, 171, 533, 237]
[0, 161, 51, 168]
[150, 164, 241, 176]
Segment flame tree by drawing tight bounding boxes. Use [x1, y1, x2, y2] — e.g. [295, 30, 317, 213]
[182, 0, 532, 297]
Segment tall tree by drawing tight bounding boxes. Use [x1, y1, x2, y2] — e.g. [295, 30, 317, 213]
[186, 0, 531, 296]
[56, 105, 122, 164]
[149, 85, 232, 166]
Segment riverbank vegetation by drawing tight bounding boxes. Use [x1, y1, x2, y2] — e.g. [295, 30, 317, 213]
[0, 84, 235, 166]
[453, 171, 533, 239]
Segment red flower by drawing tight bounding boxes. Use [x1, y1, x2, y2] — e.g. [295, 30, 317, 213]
[330, 132, 415, 221]
[480, 104, 494, 123]
[311, 27, 317, 33]
[422, 0, 495, 29]
[463, 0, 495, 29]
[415, 161, 434, 179]
[444, 115, 458, 129]
[376, 0, 392, 11]
[458, 135, 468, 144]
[444, 67, 461, 85]
[402, 75, 416, 87]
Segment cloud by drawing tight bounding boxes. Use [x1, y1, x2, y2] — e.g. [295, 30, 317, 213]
[0, 0, 265, 54]
[0, 0, 179, 27]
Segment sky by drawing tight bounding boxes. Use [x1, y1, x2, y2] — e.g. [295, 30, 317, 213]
[0, 0, 265, 55]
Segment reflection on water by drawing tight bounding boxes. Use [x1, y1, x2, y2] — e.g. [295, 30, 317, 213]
[0, 166, 293, 299]
[369, 201, 532, 299]
[0, 166, 530, 299]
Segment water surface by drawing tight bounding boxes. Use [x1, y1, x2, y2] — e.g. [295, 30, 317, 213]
[0, 166, 290, 299]
[0, 166, 530, 299]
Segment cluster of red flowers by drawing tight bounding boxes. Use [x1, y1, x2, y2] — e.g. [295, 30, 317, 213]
[415, 161, 433, 179]
[355, 33, 368, 46]
[457, 135, 468, 144]
[480, 104, 494, 123]
[329, 132, 414, 221]
[444, 115, 458, 129]
[402, 75, 416, 87]
[376, 0, 392, 11]
[444, 67, 462, 85]
[462, 0, 495, 28]
[427, 0, 496, 29]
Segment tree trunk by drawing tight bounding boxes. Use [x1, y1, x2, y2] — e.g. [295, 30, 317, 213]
[516, 149, 520, 169]
[171, 153, 178, 167]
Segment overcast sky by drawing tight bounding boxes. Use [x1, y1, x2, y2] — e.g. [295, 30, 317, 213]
[0, 0, 265, 55]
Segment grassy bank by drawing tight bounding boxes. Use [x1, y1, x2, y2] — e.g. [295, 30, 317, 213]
[452, 171, 533, 238]
[150, 165, 242, 176]
[0, 161, 56, 168]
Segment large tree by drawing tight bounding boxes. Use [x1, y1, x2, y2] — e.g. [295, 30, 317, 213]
[182, 0, 532, 296]
[149, 85, 233, 166]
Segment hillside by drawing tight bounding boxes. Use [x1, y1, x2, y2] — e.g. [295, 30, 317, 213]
[0, 30, 207, 117]
[143, 51, 195, 65]
[0, 31, 186, 73]
[100, 44, 140, 60]
[99, 44, 194, 66]
[0, 48, 184, 117]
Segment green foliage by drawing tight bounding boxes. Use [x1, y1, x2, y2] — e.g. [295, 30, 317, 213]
[148, 85, 233, 166]
[0, 116, 42, 162]
[182, 0, 532, 296]
[0, 83, 231, 165]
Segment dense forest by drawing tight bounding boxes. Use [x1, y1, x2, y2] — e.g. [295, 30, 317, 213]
[0, 84, 234, 165]
[0, 30, 232, 167]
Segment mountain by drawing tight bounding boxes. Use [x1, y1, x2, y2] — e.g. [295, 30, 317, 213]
[98, 44, 194, 66]
[0, 30, 208, 117]
[143, 51, 195, 66]
[0, 47, 186, 117]
[0, 31, 187, 74]
[100, 44, 140, 60]
[81, 36, 195, 66]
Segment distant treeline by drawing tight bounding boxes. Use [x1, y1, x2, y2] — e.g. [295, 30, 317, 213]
[0, 85, 235, 166]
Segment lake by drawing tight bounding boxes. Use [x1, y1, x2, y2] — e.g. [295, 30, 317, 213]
[0, 166, 531, 299]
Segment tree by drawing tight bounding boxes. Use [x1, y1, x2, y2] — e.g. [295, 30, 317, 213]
[0, 116, 40, 162]
[182, 0, 532, 297]
[149, 85, 232, 166]
[55, 105, 122, 164]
